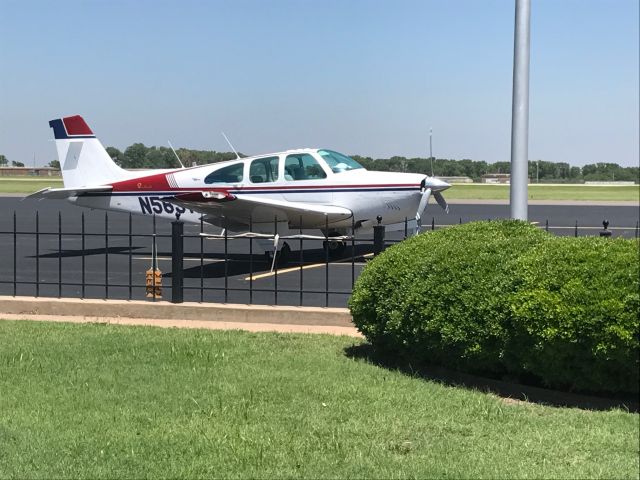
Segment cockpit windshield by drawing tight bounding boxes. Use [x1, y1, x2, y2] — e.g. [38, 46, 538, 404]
[318, 149, 364, 173]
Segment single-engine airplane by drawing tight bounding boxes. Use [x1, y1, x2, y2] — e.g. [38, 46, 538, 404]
[29, 115, 450, 258]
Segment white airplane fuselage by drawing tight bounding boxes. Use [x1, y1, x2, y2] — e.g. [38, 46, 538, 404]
[35, 116, 450, 241]
[69, 151, 444, 234]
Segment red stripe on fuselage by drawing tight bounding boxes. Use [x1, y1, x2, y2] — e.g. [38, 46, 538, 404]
[112, 172, 172, 191]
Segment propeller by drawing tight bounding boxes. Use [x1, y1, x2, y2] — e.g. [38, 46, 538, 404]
[415, 176, 450, 234]
[433, 191, 449, 214]
[415, 186, 432, 233]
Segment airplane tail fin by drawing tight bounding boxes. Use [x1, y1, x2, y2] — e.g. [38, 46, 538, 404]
[49, 115, 130, 188]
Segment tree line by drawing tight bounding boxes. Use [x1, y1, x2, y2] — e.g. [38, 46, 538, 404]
[3, 144, 638, 183]
[351, 156, 639, 183]
[0, 155, 25, 167]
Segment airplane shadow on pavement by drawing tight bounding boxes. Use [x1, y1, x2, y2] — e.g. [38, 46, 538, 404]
[29, 246, 145, 258]
[172, 245, 374, 279]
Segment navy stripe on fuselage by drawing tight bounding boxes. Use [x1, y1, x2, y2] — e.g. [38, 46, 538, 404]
[82, 186, 420, 197]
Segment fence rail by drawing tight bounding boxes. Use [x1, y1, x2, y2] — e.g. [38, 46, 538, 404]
[1, 211, 637, 307]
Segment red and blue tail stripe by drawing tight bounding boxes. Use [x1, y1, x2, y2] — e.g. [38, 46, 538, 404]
[49, 115, 96, 139]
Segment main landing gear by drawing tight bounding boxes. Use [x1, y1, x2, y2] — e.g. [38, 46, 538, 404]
[323, 231, 347, 258]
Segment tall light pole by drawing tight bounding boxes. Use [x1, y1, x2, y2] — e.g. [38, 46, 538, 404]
[510, 0, 531, 220]
[429, 128, 434, 176]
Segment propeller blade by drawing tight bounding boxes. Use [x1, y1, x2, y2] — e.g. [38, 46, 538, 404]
[433, 191, 449, 213]
[416, 187, 432, 222]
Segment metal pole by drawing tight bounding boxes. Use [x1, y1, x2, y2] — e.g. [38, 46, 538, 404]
[429, 128, 434, 176]
[171, 221, 184, 304]
[510, 0, 531, 220]
[373, 216, 385, 256]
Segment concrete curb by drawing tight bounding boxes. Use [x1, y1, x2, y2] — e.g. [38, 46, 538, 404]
[0, 296, 354, 328]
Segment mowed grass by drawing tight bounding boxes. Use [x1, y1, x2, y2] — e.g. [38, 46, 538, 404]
[0, 177, 638, 201]
[448, 183, 639, 201]
[0, 177, 63, 194]
[0, 321, 637, 479]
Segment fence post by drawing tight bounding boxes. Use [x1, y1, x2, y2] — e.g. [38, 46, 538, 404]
[171, 221, 184, 304]
[373, 216, 385, 256]
[599, 220, 612, 238]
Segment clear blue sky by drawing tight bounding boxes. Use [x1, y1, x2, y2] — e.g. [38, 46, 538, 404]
[1, 0, 638, 167]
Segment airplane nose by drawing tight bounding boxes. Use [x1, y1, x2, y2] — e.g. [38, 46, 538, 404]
[437, 178, 451, 190]
[423, 176, 450, 191]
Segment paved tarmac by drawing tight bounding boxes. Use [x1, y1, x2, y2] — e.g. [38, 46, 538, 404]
[0, 197, 637, 307]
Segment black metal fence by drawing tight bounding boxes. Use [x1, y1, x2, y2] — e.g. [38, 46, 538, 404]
[1, 211, 638, 307]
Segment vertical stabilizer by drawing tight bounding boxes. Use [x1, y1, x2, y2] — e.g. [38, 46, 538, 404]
[49, 115, 130, 188]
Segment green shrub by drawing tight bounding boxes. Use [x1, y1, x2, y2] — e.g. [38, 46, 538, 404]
[350, 220, 549, 373]
[349, 220, 639, 394]
[507, 237, 639, 393]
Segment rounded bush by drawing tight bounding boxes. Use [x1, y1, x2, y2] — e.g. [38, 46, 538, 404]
[507, 237, 639, 393]
[349, 220, 639, 394]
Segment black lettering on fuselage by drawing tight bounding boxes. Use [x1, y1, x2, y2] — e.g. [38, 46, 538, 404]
[139, 197, 152, 214]
[138, 196, 192, 215]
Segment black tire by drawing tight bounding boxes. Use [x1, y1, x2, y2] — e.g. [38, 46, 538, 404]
[323, 239, 346, 259]
[278, 242, 291, 266]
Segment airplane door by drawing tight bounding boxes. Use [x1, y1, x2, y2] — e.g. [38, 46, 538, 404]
[281, 153, 332, 204]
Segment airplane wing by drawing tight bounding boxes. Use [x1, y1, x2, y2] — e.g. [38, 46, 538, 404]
[26, 185, 113, 200]
[168, 191, 352, 229]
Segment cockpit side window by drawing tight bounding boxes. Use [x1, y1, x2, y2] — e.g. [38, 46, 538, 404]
[284, 154, 327, 181]
[318, 149, 364, 173]
[204, 162, 244, 184]
[249, 156, 279, 183]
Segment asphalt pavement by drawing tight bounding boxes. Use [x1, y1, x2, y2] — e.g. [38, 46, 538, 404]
[0, 197, 637, 307]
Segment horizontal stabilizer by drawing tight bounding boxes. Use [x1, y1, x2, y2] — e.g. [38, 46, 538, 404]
[26, 185, 113, 200]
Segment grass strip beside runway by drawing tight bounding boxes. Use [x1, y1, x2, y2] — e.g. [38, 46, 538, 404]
[0, 177, 63, 194]
[449, 183, 639, 201]
[0, 320, 637, 479]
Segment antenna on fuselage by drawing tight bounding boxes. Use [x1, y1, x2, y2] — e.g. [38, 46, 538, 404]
[221, 132, 241, 160]
[167, 141, 186, 169]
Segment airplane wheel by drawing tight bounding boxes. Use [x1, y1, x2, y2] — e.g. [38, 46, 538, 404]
[323, 239, 346, 259]
[278, 242, 291, 266]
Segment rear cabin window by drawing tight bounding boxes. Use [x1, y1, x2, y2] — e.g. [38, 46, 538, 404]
[204, 163, 244, 184]
[249, 156, 279, 183]
[284, 154, 327, 181]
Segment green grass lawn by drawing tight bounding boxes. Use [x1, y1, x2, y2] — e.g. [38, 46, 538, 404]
[0, 321, 637, 479]
[448, 183, 639, 201]
[0, 177, 63, 194]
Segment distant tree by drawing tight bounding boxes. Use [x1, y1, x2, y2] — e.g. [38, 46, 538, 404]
[490, 161, 511, 174]
[0, 154, 7, 166]
[123, 143, 148, 169]
[48, 159, 60, 169]
[106, 147, 123, 165]
[11, 160, 25, 167]
[569, 166, 582, 180]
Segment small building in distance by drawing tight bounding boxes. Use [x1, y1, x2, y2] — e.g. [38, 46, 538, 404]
[437, 176, 473, 184]
[0, 167, 61, 177]
[481, 173, 511, 184]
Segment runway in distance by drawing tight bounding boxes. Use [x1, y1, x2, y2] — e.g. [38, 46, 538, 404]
[29, 115, 450, 256]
